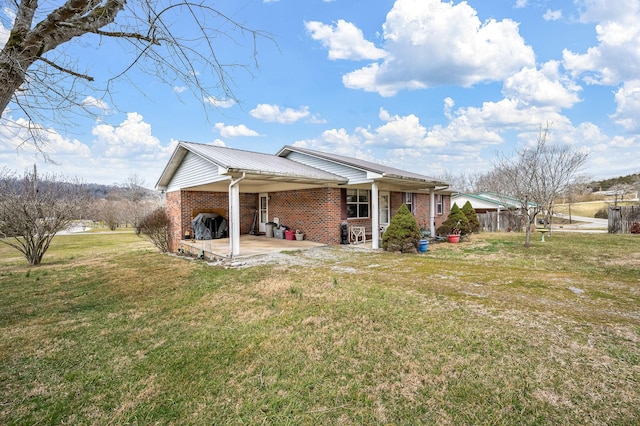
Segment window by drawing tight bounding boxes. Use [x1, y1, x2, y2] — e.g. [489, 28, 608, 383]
[347, 189, 369, 218]
[404, 192, 414, 213]
[436, 194, 443, 215]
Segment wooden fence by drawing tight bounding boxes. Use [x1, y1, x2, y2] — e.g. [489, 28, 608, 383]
[477, 210, 524, 232]
[608, 206, 640, 234]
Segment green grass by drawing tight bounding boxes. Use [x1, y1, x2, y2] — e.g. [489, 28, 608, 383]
[1, 231, 639, 424]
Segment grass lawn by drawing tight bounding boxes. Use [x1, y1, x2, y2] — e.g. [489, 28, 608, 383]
[1, 231, 639, 425]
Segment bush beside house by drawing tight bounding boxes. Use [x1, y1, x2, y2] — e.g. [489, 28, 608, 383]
[382, 204, 421, 253]
[436, 204, 470, 236]
[461, 201, 481, 233]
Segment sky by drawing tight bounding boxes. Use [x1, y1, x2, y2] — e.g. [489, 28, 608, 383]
[1, 0, 639, 188]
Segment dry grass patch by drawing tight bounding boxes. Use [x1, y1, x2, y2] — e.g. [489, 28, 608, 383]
[1, 231, 639, 424]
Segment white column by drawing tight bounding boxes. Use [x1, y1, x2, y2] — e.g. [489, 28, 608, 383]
[371, 182, 379, 248]
[229, 183, 240, 256]
[228, 173, 245, 257]
[429, 189, 436, 237]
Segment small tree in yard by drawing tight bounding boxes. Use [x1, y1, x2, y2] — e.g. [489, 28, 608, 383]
[437, 204, 470, 236]
[489, 123, 588, 247]
[461, 201, 481, 233]
[0, 167, 90, 265]
[137, 207, 170, 253]
[382, 204, 421, 253]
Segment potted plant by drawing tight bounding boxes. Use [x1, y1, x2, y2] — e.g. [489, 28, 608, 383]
[437, 204, 469, 243]
[447, 224, 461, 243]
[295, 229, 304, 241]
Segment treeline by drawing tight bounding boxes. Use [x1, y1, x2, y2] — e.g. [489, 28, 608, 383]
[590, 172, 640, 192]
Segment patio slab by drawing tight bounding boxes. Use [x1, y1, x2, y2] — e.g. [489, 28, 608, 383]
[179, 234, 328, 259]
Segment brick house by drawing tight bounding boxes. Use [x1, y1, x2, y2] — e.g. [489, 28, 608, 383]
[156, 142, 452, 256]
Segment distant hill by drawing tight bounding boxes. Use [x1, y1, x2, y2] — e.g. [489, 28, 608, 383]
[590, 172, 640, 192]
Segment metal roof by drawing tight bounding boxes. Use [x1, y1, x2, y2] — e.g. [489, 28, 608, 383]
[156, 142, 347, 189]
[277, 145, 449, 187]
[453, 192, 538, 208]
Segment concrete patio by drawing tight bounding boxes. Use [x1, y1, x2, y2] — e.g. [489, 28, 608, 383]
[179, 234, 332, 260]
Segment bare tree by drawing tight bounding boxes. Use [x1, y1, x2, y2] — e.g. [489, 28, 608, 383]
[609, 183, 635, 206]
[119, 174, 160, 230]
[489, 124, 588, 247]
[561, 174, 592, 224]
[0, 166, 90, 265]
[0, 1, 267, 151]
[137, 206, 170, 252]
[440, 171, 484, 194]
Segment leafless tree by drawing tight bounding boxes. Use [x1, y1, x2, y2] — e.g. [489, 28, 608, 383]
[609, 183, 636, 206]
[488, 124, 588, 247]
[119, 174, 160, 230]
[137, 206, 170, 252]
[0, 0, 267, 152]
[561, 174, 592, 223]
[441, 171, 484, 194]
[0, 166, 91, 265]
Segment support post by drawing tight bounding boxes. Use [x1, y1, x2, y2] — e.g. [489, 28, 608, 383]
[371, 182, 379, 248]
[228, 173, 245, 257]
[429, 189, 436, 237]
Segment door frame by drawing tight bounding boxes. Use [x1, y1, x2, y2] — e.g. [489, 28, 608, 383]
[258, 193, 269, 233]
[379, 191, 391, 226]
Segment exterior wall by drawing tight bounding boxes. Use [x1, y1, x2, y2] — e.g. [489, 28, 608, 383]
[268, 187, 343, 245]
[165, 187, 452, 252]
[437, 194, 451, 229]
[166, 189, 258, 252]
[413, 193, 432, 230]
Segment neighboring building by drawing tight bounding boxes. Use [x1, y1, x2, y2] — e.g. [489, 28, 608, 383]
[451, 192, 537, 232]
[156, 142, 452, 256]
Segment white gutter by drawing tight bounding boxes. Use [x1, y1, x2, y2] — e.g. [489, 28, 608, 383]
[228, 173, 246, 257]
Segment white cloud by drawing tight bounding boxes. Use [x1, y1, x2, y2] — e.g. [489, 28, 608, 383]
[563, 0, 640, 85]
[612, 80, 640, 131]
[575, 0, 639, 23]
[0, 112, 185, 186]
[340, 0, 535, 96]
[305, 20, 387, 60]
[367, 108, 429, 147]
[91, 112, 166, 159]
[0, 116, 91, 158]
[173, 86, 186, 94]
[502, 62, 582, 108]
[250, 104, 310, 123]
[214, 122, 260, 138]
[205, 96, 236, 108]
[81, 96, 110, 111]
[543, 9, 562, 21]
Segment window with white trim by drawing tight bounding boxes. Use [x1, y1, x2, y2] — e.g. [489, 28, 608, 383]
[346, 189, 369, 218]
[436, 194, 443, 215]
[404, 192, 414, 213]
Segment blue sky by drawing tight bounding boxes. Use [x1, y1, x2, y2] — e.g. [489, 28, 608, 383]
[1, 0, 639, 187]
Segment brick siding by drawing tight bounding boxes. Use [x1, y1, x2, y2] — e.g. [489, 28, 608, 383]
[268, 187, 343, 245]
[166, 187, 451, 252]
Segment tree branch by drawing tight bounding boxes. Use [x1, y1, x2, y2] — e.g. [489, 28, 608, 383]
[36, 56, 94, 81]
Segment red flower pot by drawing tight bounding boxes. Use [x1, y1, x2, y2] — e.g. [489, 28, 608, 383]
[285, 230, 295, 240]
[447, 234, 460, 243]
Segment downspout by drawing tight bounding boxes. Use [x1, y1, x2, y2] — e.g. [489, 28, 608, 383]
[228, 173, 246, 258]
